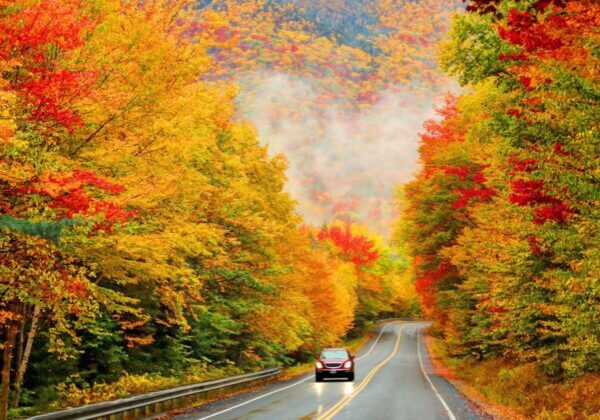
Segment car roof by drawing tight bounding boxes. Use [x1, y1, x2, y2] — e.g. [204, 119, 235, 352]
[321, 347, 348, 351]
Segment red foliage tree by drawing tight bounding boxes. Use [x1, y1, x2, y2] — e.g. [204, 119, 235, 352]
[6, 170, 135, 232]
[509, 178, 574, 224]
[0, 1, 134, 232]
[497, 9, 563, 55]
[440, 165, 496, 208]
[418, 95, 464, 165]
[463, 0, 567, 18]
[318, 224, 379, 266]
[0, 0, 97, 134]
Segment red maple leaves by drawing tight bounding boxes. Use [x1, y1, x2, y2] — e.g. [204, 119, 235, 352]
[0, 0, 89, 59]
[0, 0, 96, 133]
[532, 203, 574, 225]
[415, 259, 457, 321]
[0, 1, 135, 234]
[17, 70, 96, 132]
[509, 179, 574, 224]
[9, 170, 136, 232]
[498, 9, 563, 55]
[508, 154, 537, 174]
[39, 171, 136, 229]
[508, 152, 576, 226]
[318, 224, 379, 266]
[438, 165, 496, 208]
[453, 187, 496, 209]
[464, 0, 567, 18]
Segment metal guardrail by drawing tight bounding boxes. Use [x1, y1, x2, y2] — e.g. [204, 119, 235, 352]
[28, 367, 281, 420]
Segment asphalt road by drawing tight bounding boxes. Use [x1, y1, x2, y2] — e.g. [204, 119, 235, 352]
[175, 321, 485, 420]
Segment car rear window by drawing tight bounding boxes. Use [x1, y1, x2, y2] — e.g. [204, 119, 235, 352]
[320, 350, 348, 359]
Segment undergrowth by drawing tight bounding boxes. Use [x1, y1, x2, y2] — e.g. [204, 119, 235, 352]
[427, 335, 600, 419]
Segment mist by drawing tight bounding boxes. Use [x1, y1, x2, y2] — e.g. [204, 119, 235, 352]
[235, 72, 445, 237]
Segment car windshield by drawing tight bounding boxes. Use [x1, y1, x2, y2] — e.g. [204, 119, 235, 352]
[320, 350, 348, 359]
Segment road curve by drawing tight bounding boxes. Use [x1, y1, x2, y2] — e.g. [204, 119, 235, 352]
[175, 322, 485, 420]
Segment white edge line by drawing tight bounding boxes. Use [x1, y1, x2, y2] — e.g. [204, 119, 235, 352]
[195, 321, 399, 419]
[416, 328, 457, 420]
[195, 374, 313, 420]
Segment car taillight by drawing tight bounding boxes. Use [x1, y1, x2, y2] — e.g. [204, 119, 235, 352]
[316, 361, 324, 369]
[343, 360, 352, 368]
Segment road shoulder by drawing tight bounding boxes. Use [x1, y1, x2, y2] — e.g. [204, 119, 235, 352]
[421, 331, 516, 420]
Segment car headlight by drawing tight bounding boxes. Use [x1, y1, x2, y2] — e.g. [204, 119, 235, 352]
[316, 361, 324, 369]
[343, 360, 352, 368]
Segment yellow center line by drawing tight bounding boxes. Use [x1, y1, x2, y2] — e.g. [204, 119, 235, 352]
[317, 323, 406, 420]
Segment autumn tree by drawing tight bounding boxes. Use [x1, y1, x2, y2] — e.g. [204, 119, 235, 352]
[399, 0, 599, 380]
[0, 1, 140, 417]
[0, 1, 422, 416]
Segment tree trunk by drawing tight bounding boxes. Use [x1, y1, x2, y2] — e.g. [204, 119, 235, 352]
[14, 305, 25, 375]
[0, 323, 18, 420]
[11, 305, 40, 409]
[15, 325, 24, 371]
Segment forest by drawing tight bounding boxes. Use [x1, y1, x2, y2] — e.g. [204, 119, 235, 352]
[0, 0, 598, 418]
[397, 0, 599, 416]
[0, 0, 426, 417]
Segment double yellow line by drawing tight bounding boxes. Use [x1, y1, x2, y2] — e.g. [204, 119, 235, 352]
[317, 322, 406, 420]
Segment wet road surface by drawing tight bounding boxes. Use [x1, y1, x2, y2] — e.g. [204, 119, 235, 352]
[175, 321, 484, 420]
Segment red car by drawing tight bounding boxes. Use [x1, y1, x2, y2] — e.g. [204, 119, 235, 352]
[315, 347, 355, 382]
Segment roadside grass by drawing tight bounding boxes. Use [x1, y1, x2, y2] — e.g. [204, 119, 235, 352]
[9, 365, 242, 418]
[425, 334, 600, 420]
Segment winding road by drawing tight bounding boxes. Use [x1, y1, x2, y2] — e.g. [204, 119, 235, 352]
[176, 322, 484, 420]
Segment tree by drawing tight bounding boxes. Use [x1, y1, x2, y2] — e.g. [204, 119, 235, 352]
[399, 0, 599, 376]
